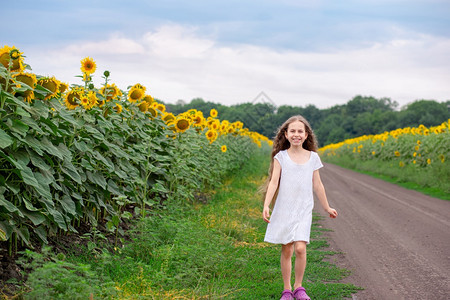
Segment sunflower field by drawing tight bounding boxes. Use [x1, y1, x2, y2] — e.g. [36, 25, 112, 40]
[319, 121, 450, 195]
[0, 45, 271, 252]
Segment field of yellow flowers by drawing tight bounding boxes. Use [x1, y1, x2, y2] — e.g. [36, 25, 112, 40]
[0, 45, 271, 250]
[319, 121, 450, 195]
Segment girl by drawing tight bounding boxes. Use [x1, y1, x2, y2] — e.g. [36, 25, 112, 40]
[262, 115, 338, 300]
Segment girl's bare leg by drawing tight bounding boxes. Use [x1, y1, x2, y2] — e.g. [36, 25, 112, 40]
[281, 243, 294, 290]
[293, 241, 307, 289]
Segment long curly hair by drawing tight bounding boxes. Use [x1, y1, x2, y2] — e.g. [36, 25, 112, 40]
[262, 115, 319, 206]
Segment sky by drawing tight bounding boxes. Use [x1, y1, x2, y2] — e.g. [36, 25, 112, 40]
[2, 0, 450, 109]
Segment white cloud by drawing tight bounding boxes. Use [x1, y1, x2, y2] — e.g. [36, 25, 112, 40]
[25, 25, 450, 109]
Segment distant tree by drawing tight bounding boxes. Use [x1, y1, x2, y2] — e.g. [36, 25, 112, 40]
[164, 96, 448, 146]
[398, 100, 449, 127]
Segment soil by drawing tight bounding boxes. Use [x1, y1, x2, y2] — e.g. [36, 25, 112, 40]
[314, 163, 450, 300]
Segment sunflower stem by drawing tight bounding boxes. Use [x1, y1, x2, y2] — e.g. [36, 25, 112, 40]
[0, 61, 13, 110]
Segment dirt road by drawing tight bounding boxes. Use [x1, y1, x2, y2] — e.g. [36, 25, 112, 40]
[314, 163, 450, 300]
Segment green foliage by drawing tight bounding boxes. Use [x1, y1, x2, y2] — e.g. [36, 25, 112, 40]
[166, 96, 449, 145]
[17, 246, 116, 299]
[0, 62, 259, 253]
[320, 122, 450, 196]
[34, 147, 359, 299]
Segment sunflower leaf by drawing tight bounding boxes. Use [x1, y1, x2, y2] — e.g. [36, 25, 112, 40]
[48, 208, 67, 230]
[14, 227, 31, 246]
[59, 195, 76, 216]
[0, 197, 19, 213]
[87, 171, 107, 188]
[28, 149, 51, 171]
[7, 119, 29, 137]
[41, 137, 63, 160]
[21, 116, 45, 135]
[0, 129, 13, 149]
[19, 207, 46, 226]
[34, 226, 48, 244]
[30, 100, 49, 119]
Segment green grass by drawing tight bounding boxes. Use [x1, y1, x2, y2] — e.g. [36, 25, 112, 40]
[19, 148, 361, 299]
[324, 155, 450, 201]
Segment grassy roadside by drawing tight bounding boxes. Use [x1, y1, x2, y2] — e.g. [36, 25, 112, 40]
[15, 148, 361, 299]
[323, 156, 450, 201]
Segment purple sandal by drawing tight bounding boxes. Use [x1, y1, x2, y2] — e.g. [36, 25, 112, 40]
[280, 289, 294, 300]
[293, 287, 311, 300]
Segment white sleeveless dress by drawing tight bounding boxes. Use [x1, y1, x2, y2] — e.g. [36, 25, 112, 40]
[264, 150, 323, 244]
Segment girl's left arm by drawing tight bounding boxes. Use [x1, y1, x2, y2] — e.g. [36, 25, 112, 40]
[313, 170, 338, 218]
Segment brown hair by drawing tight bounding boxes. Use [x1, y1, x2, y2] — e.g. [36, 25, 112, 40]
[262, 115, 319, 206]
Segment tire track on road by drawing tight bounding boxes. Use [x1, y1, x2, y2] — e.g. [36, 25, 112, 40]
[315, 163, 450, 299]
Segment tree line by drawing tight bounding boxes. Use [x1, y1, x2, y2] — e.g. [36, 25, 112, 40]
[164, 96, 450, 146]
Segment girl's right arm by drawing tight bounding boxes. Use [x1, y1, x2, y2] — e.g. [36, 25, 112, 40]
[263, 159, 282, 223]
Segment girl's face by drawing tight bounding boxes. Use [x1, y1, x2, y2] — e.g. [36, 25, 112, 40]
[285, 120, 308, 147]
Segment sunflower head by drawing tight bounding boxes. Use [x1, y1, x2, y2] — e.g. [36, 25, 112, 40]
[132, 83, 147, 93]
[64, 87, 83, 109]
[211, 120, 220, 130]
[210, 108, 218, 118]
[128, 86, 145, 103]
[206, 129, 218, 143]
[192, 115, 204, 126]
[114, 103, 123, 114]
[162, 112, 175, 123]
[59, 82, 69, 94]
[13, 72, 37, 103]
[143, 94, 154, 105]
[221, 145, 227, 153]
[156, 102, 166, 113]
[38, 76, 61, 100]
[13, 72, 37, 88]
[85, 91, 98, 109]
[100, 83, 122, 101]
[80, 94, 90, 109]
[138, 101, 148, 112]
[174, 118, 190, 132]
[80, 57, 97, 74]
[147, 106, 158, 118]
[0, 45, 25, 72]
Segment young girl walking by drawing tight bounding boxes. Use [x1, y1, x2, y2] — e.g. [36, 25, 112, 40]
[263, 115, 338, 300]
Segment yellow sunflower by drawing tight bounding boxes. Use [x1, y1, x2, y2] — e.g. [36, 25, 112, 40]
[143, 94, 154, 105]
[192, 114, 204, 127]
[80, 57, 97, 74]
[80, 94, 90, 109]
[127, 86, 145, 103]
[210, 120, 220, 131]
[221, 145, 227, 153]
[64, 88, 83, 109]
[138, 101, 148, 112]
[13, 72, 37, 103]
[132, 83, 146, 92]
[38, 76, 61, 100]
[162, 112, 175, 123]
[114, 103, 123, 114]
[100, 83, 122, 101]
[156, 103, 166, 113]
[59, 82, 69, 94]
[205, 129, 218, 143]
[174, 118, 190, 132]
[0, 45, 25, 72]
[210, 108, 218, 118]
[147, 106, 158, 118]
[85, 91, 98, 109]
